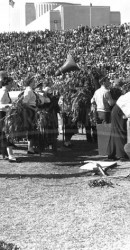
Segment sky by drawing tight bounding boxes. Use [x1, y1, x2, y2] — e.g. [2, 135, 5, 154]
[0, 0, 130, 32]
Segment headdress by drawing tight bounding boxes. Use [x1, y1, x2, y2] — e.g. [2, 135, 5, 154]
[24, 72, 35, 86]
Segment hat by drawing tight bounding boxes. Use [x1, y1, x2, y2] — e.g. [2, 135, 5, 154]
[24, 73, 35, 86]
[35, 80, 43, 89]
[99, 75, 108, 84]
[43, 87, 52, 94]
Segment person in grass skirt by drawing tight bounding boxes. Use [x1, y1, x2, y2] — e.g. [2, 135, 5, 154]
[0, 73, 19, 162]
[40, 85, 60, 152]
[35, 78, 58, 152]
[58, 94, 78, 147]
[3, 73, 53, 156]
[22, 72, 39, 154]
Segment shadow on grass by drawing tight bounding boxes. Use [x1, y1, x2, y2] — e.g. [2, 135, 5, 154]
[0, 171, 93, 179]
[15, 140, 99, 163]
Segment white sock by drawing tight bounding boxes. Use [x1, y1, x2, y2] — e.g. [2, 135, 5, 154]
[8, 155, 16, 160]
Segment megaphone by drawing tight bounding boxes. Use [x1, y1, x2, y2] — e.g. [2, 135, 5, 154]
[55, 54, 80, 76]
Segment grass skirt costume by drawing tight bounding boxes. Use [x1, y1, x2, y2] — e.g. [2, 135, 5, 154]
[0, 111, 15, 157]
[63, 112, 78, 142]
[2, 96, 37, 150]
[107, 104, 128, 159]
[38, 95, 60, 151]
[3, 92, 59, 154]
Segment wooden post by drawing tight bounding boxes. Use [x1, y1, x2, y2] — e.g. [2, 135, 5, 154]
[62, 97, 65, 144]
[127, 118, 130, 143]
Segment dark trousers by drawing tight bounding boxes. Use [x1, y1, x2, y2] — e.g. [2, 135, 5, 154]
[107, 104, 127, 158]
[64, 113, 77, 141]
[23, 107, 36, 140]
[85, 120, 97, 142]
[96, 111, 111, 124]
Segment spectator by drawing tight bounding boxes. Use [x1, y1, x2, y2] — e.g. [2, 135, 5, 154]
[107, 91, 130, 160]
[91, 76, 115, 124]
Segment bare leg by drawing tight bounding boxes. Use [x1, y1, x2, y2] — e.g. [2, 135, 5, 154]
[28, 140, 34, 152]
[7, 146, 16, 160]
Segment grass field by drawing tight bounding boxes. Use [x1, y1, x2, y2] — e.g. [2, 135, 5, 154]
[0, 134, 130, 250]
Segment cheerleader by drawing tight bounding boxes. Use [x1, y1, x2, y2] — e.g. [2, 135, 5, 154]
[0, 74, 18, 162]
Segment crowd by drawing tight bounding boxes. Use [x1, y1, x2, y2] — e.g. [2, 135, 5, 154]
[0, 23, 130, 161]
[0, 23, 130, 87]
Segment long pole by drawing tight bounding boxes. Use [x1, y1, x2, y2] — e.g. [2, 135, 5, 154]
[9, 2, 10, 32]
[62, 97, 65, 144]
[90, 3, 92, 29]
[8, 2, 11, 57]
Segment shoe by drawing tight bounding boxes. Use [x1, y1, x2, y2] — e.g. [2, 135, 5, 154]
[64, 142, 70, 147]
[8, 158, 21, 163]
[108, 155, 117, 160]
[27, 151, 35, 155]
[27, 150, 39, 155]
[67, 141, 71, 145]
[117, 157, 129, 162]
[87, 139, 93, 143]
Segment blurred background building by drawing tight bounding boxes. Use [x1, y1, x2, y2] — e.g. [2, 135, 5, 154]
[0, 0, 121, 32]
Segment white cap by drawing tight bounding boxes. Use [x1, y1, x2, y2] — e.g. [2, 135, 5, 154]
[43, 87, 52, 94]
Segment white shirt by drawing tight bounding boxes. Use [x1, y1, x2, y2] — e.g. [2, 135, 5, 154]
[116, 92, 130, 118]
[58, 95, 68, 112]
[23, 86, 36, 107]
[37, 92, 50, 104]
[91, 85, 114, 112]
[0, 86, 12, 111]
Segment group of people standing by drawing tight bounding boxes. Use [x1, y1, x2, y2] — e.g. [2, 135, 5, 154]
[0, 71, 60, 162]
[0, 69, 130, 162]
[91, 75, 130, 161]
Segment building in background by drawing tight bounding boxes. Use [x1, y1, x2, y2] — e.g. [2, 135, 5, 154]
[25, 2, 121, 32]
[0, 0, 121, 32]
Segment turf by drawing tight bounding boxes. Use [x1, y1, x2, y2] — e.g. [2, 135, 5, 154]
[0, 134, 130, 250]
